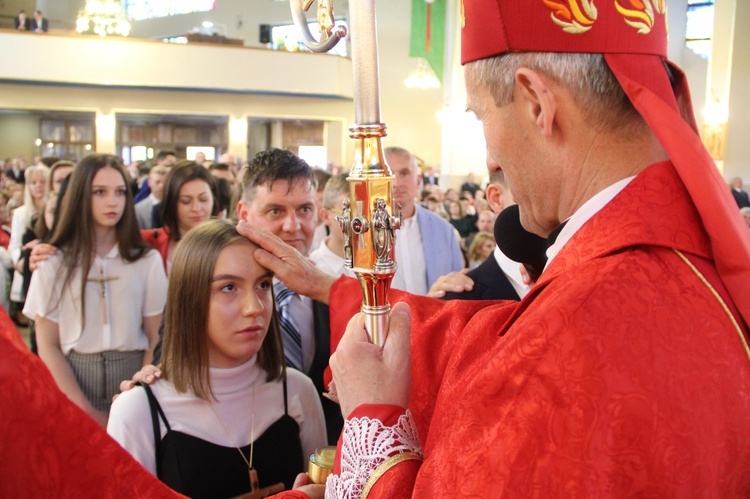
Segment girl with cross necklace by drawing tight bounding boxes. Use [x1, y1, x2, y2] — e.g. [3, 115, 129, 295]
[24, 154, 167, 427]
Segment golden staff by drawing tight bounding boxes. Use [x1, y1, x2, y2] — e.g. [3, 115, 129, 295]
[290, 0, 401, 348]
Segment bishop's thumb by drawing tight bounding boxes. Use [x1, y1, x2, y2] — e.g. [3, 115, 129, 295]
[383, 301, 412, 366]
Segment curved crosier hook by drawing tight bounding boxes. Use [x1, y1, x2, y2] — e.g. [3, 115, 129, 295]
[290, 0, 347, 53]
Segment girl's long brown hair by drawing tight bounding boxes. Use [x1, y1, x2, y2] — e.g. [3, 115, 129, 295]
[48, 153, 147, 329]
[161, 219, 285, 401]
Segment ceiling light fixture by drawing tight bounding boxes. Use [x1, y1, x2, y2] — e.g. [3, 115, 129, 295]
[404, 58, 441, 89]
[76, 0, 131, 37]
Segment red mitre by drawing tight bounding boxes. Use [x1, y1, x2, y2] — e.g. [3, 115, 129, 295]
[461, 0, 750, 329]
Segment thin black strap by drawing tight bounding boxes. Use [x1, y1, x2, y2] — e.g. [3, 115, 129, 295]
[136, 382, 170, 477]
[282, 376, 289, 416]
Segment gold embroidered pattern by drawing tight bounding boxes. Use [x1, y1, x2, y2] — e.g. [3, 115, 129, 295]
[673, 249, 750, 364]
[653, 0, 666, 14]
[615, 0, 655, 34]
[543, 0, 598, 34]
[361, 451, 423, 498]
[460, 0, 465, 28]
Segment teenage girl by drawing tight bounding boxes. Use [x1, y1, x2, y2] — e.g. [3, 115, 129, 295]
[24, 154, 167, 427]
[108, 219, 326, 498]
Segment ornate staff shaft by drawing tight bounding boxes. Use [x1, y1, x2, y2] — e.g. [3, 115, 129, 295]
[290, 0, 400, 347]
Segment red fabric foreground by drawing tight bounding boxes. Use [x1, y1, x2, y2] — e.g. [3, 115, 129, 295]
[0, 309, 184, 498]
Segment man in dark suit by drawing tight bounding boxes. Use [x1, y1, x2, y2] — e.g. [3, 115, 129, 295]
[460, 172, 481, 197]
[31, 11, 49, 33]
[236, 148, 342, 444]
[14, 10, 30, 31]
[430, 171, 532, 301]
[5, 157, 26, 183]
[422, 166, 439, 187]
[730, 177, 750, 208]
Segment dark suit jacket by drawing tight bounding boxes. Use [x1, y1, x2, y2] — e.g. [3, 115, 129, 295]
[422, 173, 439, 186]
[460, 181, 480, 196]
[14, 17, 31, 30]
[442, 255, 521, 301]
[732, 188, 750, 208]
[31, 18, 48, 32]
[311, 300, 343, 444]
[5, 168, 25, 183]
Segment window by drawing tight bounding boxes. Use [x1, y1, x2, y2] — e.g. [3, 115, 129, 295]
[40, 117, 96, 162]
[686, 0, 714, 60]
[124, 0, 215, 21]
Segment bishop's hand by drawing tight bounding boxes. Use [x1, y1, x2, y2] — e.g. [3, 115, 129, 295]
[236, 221, 336, 305]
[330, 302, 412, 418]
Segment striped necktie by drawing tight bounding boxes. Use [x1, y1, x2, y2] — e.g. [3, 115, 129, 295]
[274, 281, 304, 371]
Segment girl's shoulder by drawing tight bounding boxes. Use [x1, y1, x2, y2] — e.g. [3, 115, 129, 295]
[10, 204, 28, 219]
[110, 378, 176, 419]
[35, 249, 65, 273]
[284, 368, 319, 398]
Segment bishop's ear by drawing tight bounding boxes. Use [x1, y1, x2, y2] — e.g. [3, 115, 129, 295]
[514, 68, 556, 137]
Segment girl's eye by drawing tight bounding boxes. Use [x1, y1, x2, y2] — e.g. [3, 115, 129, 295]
[93, 189, 104, 196]
[258, 280, 272, 290]
[220, 283, 236, 293]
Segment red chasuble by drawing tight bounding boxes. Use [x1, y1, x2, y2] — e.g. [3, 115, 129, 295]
[326, 162, 750, 497]
[0, 310, 184, 498]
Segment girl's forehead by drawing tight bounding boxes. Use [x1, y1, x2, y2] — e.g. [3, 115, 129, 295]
[215, 240, 271, 274]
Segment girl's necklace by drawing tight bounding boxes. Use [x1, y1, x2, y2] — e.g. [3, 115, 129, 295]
[206, 386, 259, 492]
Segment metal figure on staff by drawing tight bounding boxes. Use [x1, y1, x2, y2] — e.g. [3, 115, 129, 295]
[290, 0, 400, 347]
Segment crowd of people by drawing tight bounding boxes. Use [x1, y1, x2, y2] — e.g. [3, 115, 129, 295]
[3, 1, 750, 493]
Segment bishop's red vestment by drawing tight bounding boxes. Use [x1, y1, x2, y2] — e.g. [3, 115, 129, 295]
[325, 162, 750, 497]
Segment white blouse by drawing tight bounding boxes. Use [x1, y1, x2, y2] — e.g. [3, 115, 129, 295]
[23, 246, 167, 354]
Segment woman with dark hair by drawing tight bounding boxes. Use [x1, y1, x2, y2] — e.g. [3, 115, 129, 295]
[142, 160, 216, 272]
[23, 154, 167, 427]
[108, 219, 325, 497]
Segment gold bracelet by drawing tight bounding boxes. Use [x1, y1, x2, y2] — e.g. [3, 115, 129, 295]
[361, 451, 422, 499]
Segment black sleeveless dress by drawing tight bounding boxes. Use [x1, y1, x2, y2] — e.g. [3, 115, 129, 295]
[139, 380, 304, 499]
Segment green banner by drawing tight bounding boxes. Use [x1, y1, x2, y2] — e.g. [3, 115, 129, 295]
[409, 0, 446, 83]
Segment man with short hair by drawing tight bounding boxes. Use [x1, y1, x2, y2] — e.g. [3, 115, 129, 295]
[475, 209, 494, 233]
[134, 150, 177, 203]
[421, 166, 439, 187]
[14, 10, 30, 31]
[134, 166, 167, 229]
[208, 162, 235, 184]
[460, 172, 480, 197]
[31, 10, 48, 32]
[236, 148, 342, 444]
[730, 177, 750, 208]
[260, 2, 750, 495]
[308, 173, 355, 279]
[386, 146, 463, 294]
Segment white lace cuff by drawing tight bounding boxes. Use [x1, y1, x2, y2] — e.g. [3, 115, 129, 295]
[325, 410, 422, 499]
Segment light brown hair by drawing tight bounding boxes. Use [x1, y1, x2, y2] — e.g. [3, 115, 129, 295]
[161, 219, 285, 400]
